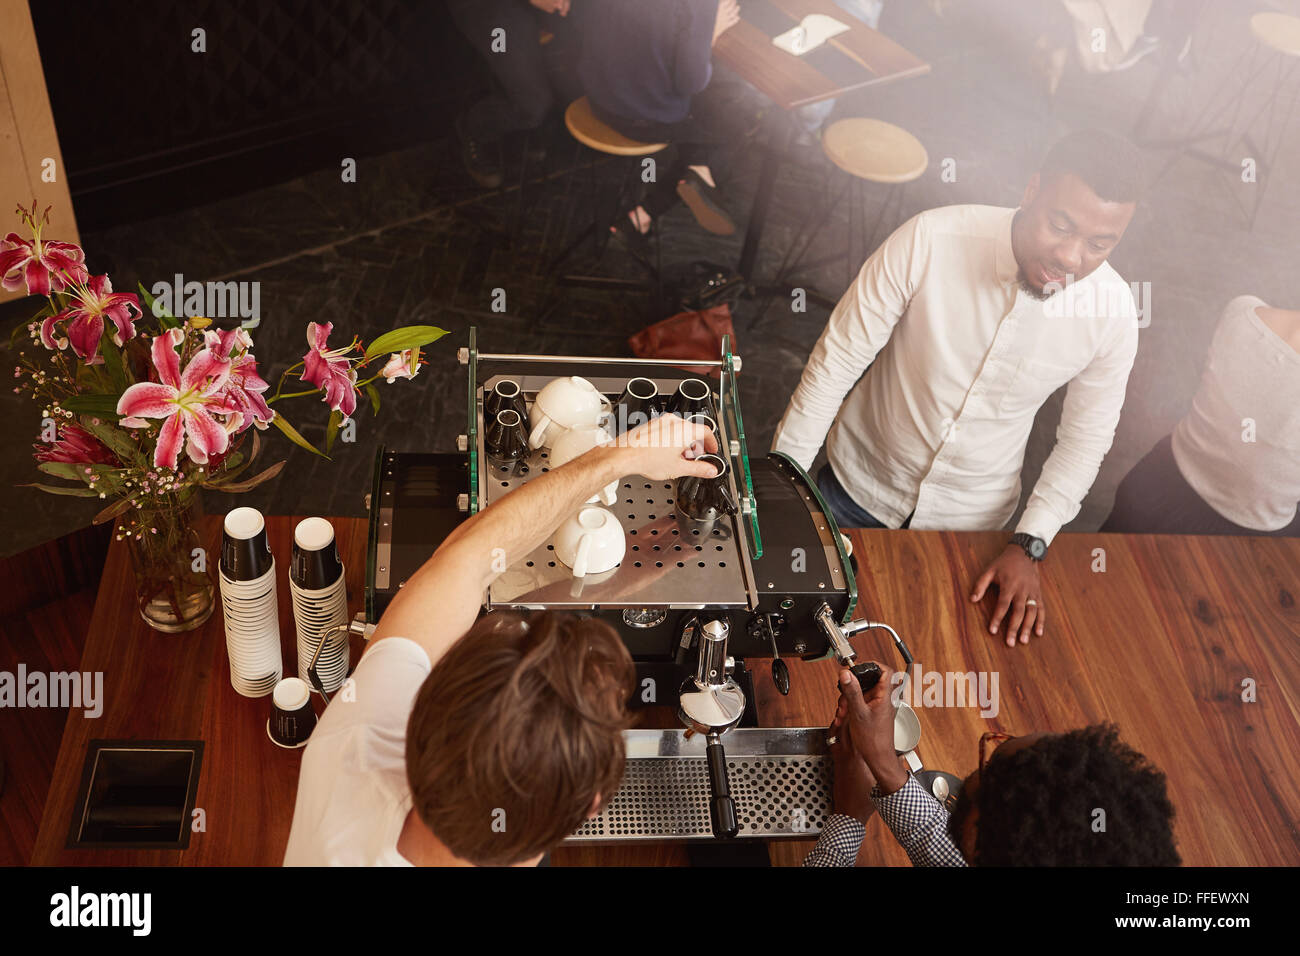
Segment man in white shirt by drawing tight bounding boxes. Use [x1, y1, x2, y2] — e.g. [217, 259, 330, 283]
[772, 130, 1143, 648]
[283, 415, 718, 866]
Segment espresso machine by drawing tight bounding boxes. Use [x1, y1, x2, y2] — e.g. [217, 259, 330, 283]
[363, 329, 890, 841]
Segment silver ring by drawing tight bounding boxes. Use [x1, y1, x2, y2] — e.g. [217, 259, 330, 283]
[826, 735, 838, 746]
[1025, 599, 1038, 607]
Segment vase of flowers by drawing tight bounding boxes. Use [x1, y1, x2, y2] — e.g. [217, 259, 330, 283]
[5, 201, 444, 632]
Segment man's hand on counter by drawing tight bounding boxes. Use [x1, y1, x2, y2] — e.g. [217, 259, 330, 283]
[970, 545, 1045, 647]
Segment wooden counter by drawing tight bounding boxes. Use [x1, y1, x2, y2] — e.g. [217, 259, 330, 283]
[33, 518, 1300, 866]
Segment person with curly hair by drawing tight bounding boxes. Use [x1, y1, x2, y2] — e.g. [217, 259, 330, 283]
[804, 664, 1180, 866]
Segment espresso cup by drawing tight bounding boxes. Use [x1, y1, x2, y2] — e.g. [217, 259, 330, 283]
[668, 378, 715, 421]
[553, 507, 626, 578]
[894, 701, 923, 773]
[221, 507, 273, 582]
[484, 379, 528, 423]
[674, 454, 735, 522]
[269, 677, 317, 748]
[614, 377, 663, 435]
[486, 408, 530, 461]
[549, 424, 618, 505]
[529, 376, 612, 449]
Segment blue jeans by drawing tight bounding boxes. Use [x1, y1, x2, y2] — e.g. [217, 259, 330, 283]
[817, 464, 888, 529]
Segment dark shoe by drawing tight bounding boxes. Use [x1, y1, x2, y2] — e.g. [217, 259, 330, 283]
[675, 170, 736, 236]
[455, 113, 503, 189]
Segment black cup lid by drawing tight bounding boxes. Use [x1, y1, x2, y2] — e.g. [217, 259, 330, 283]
[221, 507, 273, 581]
[291, 517, 343, 589]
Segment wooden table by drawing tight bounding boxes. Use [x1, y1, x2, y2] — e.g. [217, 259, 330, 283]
[712, 0, 930, 278]
[34, 518, 1300, 866]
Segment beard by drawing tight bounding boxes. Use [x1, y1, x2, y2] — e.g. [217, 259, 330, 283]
[1016, 268, 1059, 301]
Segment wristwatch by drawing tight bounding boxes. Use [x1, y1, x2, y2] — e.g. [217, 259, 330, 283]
[1009, 532, 1047, 562]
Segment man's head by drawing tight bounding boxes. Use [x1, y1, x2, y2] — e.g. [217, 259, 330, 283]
[1012, 129, 1144, 299]
[946, 724, 1180, 865]
[405, 610, 634, 865]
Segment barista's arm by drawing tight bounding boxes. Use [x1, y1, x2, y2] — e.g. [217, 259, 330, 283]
[369, 415, 718, 667]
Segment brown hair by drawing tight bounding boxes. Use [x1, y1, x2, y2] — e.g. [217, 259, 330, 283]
[405, 611, 634, 865]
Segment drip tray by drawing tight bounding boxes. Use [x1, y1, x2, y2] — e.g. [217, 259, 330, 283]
[568, 728, 831, 842]
[67, 740, 204, 850]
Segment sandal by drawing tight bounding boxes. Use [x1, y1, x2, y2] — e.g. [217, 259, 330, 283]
[676, 169, 736, 236]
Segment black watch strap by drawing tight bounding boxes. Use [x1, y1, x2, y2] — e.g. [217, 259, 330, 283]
[1010, 532, 1047, 561]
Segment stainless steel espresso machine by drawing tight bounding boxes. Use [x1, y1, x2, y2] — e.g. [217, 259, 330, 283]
[362, 329, 892, 842]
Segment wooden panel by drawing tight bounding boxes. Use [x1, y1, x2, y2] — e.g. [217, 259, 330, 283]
[714, 19, 838, 110]
[0, 0, 80, 304]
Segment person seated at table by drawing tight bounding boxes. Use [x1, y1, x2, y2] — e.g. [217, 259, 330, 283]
[772, 129, 1144, 649]
[576, 0, 750, 237]
[447, 0, 582, 189]
[1101, 294, 1300, 536]
[804, 665, 1180, 866]
[283, 415, 719, 866]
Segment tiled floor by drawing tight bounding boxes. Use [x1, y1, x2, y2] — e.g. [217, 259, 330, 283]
[2, 0, 1297, 557]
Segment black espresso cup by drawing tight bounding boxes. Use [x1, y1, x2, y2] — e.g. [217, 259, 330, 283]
[290, 517, 344, 591]
[221, 506, 273, 581]
[675, 454, 737, 522]
[270, 677, 317, 748]
[613, 377, 662, 434]
[682, 412, 720, 452]
[669, 378, 716, 422]
[484, 379, 528, 422]
[485, 408, 530, 460]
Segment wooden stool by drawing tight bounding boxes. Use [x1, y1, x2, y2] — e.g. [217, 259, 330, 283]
[773, 118, 927, 299]
[548, 97, 669, 304]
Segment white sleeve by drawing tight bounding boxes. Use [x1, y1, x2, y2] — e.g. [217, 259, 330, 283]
[1017, 315, 1140, 543]
[310, 637, 432, 765]
[770, 212, 924, 471]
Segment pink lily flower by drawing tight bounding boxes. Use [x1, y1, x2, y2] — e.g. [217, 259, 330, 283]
[33, 423, 119, 466]
[40, 275, 140, 362]
[205, 328, 274, 432]
[301, 321, 358, 420]
[380, 349, 420, 383]
[116, 328, 233, 469]
[0, 206, 88, 295]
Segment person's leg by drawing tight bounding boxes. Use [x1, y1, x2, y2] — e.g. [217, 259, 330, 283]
[816, 463, 888, 530]
[1100, 435, 1248, 534]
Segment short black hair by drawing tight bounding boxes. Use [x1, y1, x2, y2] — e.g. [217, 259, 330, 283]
[1040, 129, 1146, 203]
[950, 724, 1180, 866]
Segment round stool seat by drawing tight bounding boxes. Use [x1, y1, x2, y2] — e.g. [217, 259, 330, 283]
[1251, 12, 1300, 57]
[565, 97, 667, 156]
[821, 118, 928, 184]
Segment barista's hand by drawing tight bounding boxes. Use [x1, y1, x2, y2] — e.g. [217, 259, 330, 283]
[971, 545, 1045, 647]
[615, 413, 719, 480]
[828, 697, 876, 825]
[837, 664, 908, 795]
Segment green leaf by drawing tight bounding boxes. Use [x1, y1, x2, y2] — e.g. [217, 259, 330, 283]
[99, 332, 129, 392]
[93, 496, 134, 525]
[138, 281, 179, 330]
[270, 413, 329, 459]
[22, 482, 100, 498]
[362, 325, 448, 362]
[325, 410, 343, 454]
[203, 459, 286, 493]
[37, 461, 85, 481]
[62, 394, 123, 418]
[364, 382, 381, 415]
[80, 418, 145, 466]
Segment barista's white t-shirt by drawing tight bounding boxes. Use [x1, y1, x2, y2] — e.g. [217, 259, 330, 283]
[282, 637, 431, 866]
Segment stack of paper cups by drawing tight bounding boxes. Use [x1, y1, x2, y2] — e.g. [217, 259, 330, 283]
[219, 507, 283, 698]
[290, 517, 349, 694]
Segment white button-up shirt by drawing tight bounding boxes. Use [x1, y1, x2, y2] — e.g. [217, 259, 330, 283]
[772, 204, 1139, 542]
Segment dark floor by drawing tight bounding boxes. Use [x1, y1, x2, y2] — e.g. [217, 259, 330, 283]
[2, 0, 1298, 558]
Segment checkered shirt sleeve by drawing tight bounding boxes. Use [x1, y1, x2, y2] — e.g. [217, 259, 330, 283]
[872, 775, 968, 867]
[801, 814, 866, 867]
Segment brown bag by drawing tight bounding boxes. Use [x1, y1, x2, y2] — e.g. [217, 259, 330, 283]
[627, 305, 737, 378]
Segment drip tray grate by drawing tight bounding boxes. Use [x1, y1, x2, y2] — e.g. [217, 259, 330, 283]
[567, 728, 832, 842]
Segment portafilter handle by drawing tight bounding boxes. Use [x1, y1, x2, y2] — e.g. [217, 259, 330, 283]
[705, 732, 739, 839]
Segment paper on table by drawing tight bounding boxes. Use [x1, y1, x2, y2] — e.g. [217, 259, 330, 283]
[771, 13, 850, 56]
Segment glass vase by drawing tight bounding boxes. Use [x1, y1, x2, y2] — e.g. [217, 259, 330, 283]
[120, 490, 215, 633]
